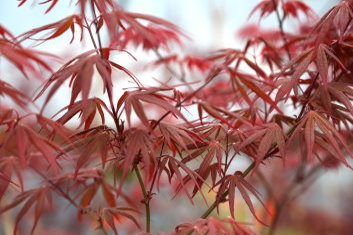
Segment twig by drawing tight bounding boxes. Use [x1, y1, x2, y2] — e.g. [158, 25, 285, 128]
[271, 0, 292, 60]
[89, 0, 123, 136]
[134, 165, 151, 233]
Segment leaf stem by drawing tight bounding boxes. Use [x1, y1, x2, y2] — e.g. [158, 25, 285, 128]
[134, 165, 151, 233]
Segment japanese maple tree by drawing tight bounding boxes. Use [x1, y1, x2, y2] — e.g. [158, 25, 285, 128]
[1, 0, 353, 234]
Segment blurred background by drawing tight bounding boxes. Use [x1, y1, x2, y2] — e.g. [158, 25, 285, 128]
[1, 0, 353, 234]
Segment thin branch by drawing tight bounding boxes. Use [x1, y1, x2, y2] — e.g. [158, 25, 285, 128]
[89, 0, 122, 136]
[90, 0, 103, 56]
[271, 0, 292, 60]
[83, 13, 98, 51]
[134, 165, 151, 233]
[267, 163, 323, 235]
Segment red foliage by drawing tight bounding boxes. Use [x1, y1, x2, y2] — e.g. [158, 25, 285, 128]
[1, 0, 353, 234]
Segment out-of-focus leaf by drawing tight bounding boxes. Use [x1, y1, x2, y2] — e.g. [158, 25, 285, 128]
[18, 15, 84, 44]
[173, 217, 256, 235]
[0, 187, 52, 235]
